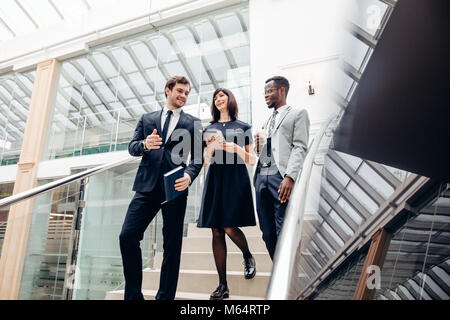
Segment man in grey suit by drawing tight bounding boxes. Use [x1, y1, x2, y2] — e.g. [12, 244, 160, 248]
[254, 76, 310, 260]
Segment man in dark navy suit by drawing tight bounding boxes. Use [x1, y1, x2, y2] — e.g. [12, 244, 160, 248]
[119, 76, 203, 300]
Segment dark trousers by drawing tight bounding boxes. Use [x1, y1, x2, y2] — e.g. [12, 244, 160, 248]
[254, 167, 287, 260]
[119, 180, 187, 300]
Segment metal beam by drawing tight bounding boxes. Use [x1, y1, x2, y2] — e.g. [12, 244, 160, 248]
[365, 160, 401, 189]
[59, 69, 105, 124]
[321, 188, 359, 232]
[348, 21, 377, 49]
[122, 44, 161, 111]
[102, 51, 143, 118]
[185, 26, 220, 89]
[69, 61, 117, 117]
[329, 150, 385, 206]
[325, 168, 372, 220]
[342, 60, 362, 83]
[318, 204, 352, 244]
[85, 55, 133, 118]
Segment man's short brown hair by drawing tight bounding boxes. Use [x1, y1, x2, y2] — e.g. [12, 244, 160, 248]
[164, 76, 190, 97]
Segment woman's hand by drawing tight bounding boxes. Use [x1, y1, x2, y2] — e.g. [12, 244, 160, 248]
[220, 141, 239, 153]
[205, 136, 223, 149]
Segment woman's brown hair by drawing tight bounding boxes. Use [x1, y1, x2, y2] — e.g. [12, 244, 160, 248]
[210, 88, 238, 123]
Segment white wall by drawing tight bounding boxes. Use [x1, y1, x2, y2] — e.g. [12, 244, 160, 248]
[249, 0, 351, 133]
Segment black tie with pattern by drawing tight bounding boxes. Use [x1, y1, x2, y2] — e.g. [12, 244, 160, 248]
[162, 110, 173, 143]
[268, 110, 278, 137]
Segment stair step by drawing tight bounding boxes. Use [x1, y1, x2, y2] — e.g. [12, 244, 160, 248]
[182, 236, 266, 253]
[154, 252, 272, 272]
[188, 224, 262, 238]
[105, 289, 263, 300]
[143, 269, 270, 297]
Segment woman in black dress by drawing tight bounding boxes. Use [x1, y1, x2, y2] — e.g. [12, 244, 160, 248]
[197, 88, 257, 300]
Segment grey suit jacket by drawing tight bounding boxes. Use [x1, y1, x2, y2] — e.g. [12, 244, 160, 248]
[256, 106, 310, 182]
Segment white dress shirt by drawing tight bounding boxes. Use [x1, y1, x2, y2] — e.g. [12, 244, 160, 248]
[161, 106, 182, 142]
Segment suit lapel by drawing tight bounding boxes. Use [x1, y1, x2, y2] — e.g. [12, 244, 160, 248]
[154, 109, 163, 135]
[273, 106, 291, 134]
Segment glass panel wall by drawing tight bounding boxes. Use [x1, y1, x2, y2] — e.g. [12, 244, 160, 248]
[44, 3, 251, 162]
[375, 184, 450, 300]
[0, 71, 35, 166]
[44, 2, 251, 227]
[18, 160, 157, 300]
[0, 182, 14, 257]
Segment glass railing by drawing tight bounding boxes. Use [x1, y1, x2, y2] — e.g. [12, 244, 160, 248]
[0, 156, 160, 300]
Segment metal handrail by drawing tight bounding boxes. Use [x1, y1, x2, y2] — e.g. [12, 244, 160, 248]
[266, 114, 337, 299]
[0, 156, 139, 208]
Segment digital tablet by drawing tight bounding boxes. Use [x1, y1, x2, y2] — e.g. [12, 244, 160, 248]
[203, 130, 224, 142]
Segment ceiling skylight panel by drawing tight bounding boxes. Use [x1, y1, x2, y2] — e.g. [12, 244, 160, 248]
[63, 63, 87, 85]
[171, 28, 201, 58]
[130, 42, 157, 69]
[92, 53, 119, 78]
[115, 76, 135, 100]
[77, 58, 102, 82]
[81, 84, 101, 105]
[194, 20, 218, 43]
[0, 0, 36, 36]
[322, 221, 345, 248]
[341, 31, 370, 72]
[151, 35, 175, 63]
[215, 13, 242, 37]
[0, 85, 13, 101]
[63, 87, 84, 106]
[346, 181, 378, 214]
[230, 46, 250, 67]
[82, 108, 101, 126]
[337, 197, 363, 225]
[322, 179, 340, 201]
[20, 0, 61, 28]
[357, 163, 394, 199]
[165, 61, 186, 78]
[334, 151, 362, 171]
[348, 0, 388, 37]
[10, 100, 28, 118]
[111, 48, 138, 74]
[16, 74, 34, 92]
[329, 211, 354, 237]
[146, 68, 166, 94]
[325, 156, 351, 187]
[5, 79, 25, 97]
[93, 81, 116, 102]
[238, 7, 249, 29]
[128, 72, 152, 96]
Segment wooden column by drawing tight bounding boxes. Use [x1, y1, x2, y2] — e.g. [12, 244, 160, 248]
[0, 59, 59, 299]
[353, 228, 392, 300]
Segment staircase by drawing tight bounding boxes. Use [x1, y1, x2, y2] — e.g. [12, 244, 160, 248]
[106, 223, 272, 300]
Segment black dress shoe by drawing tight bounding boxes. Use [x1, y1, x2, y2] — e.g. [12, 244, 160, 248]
[244, 255, 256, 279]
[210, 283, 229, 300]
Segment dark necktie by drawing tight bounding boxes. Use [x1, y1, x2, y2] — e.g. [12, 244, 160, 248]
[162, 110, 173, 143]
[268, 110, 278, 137]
